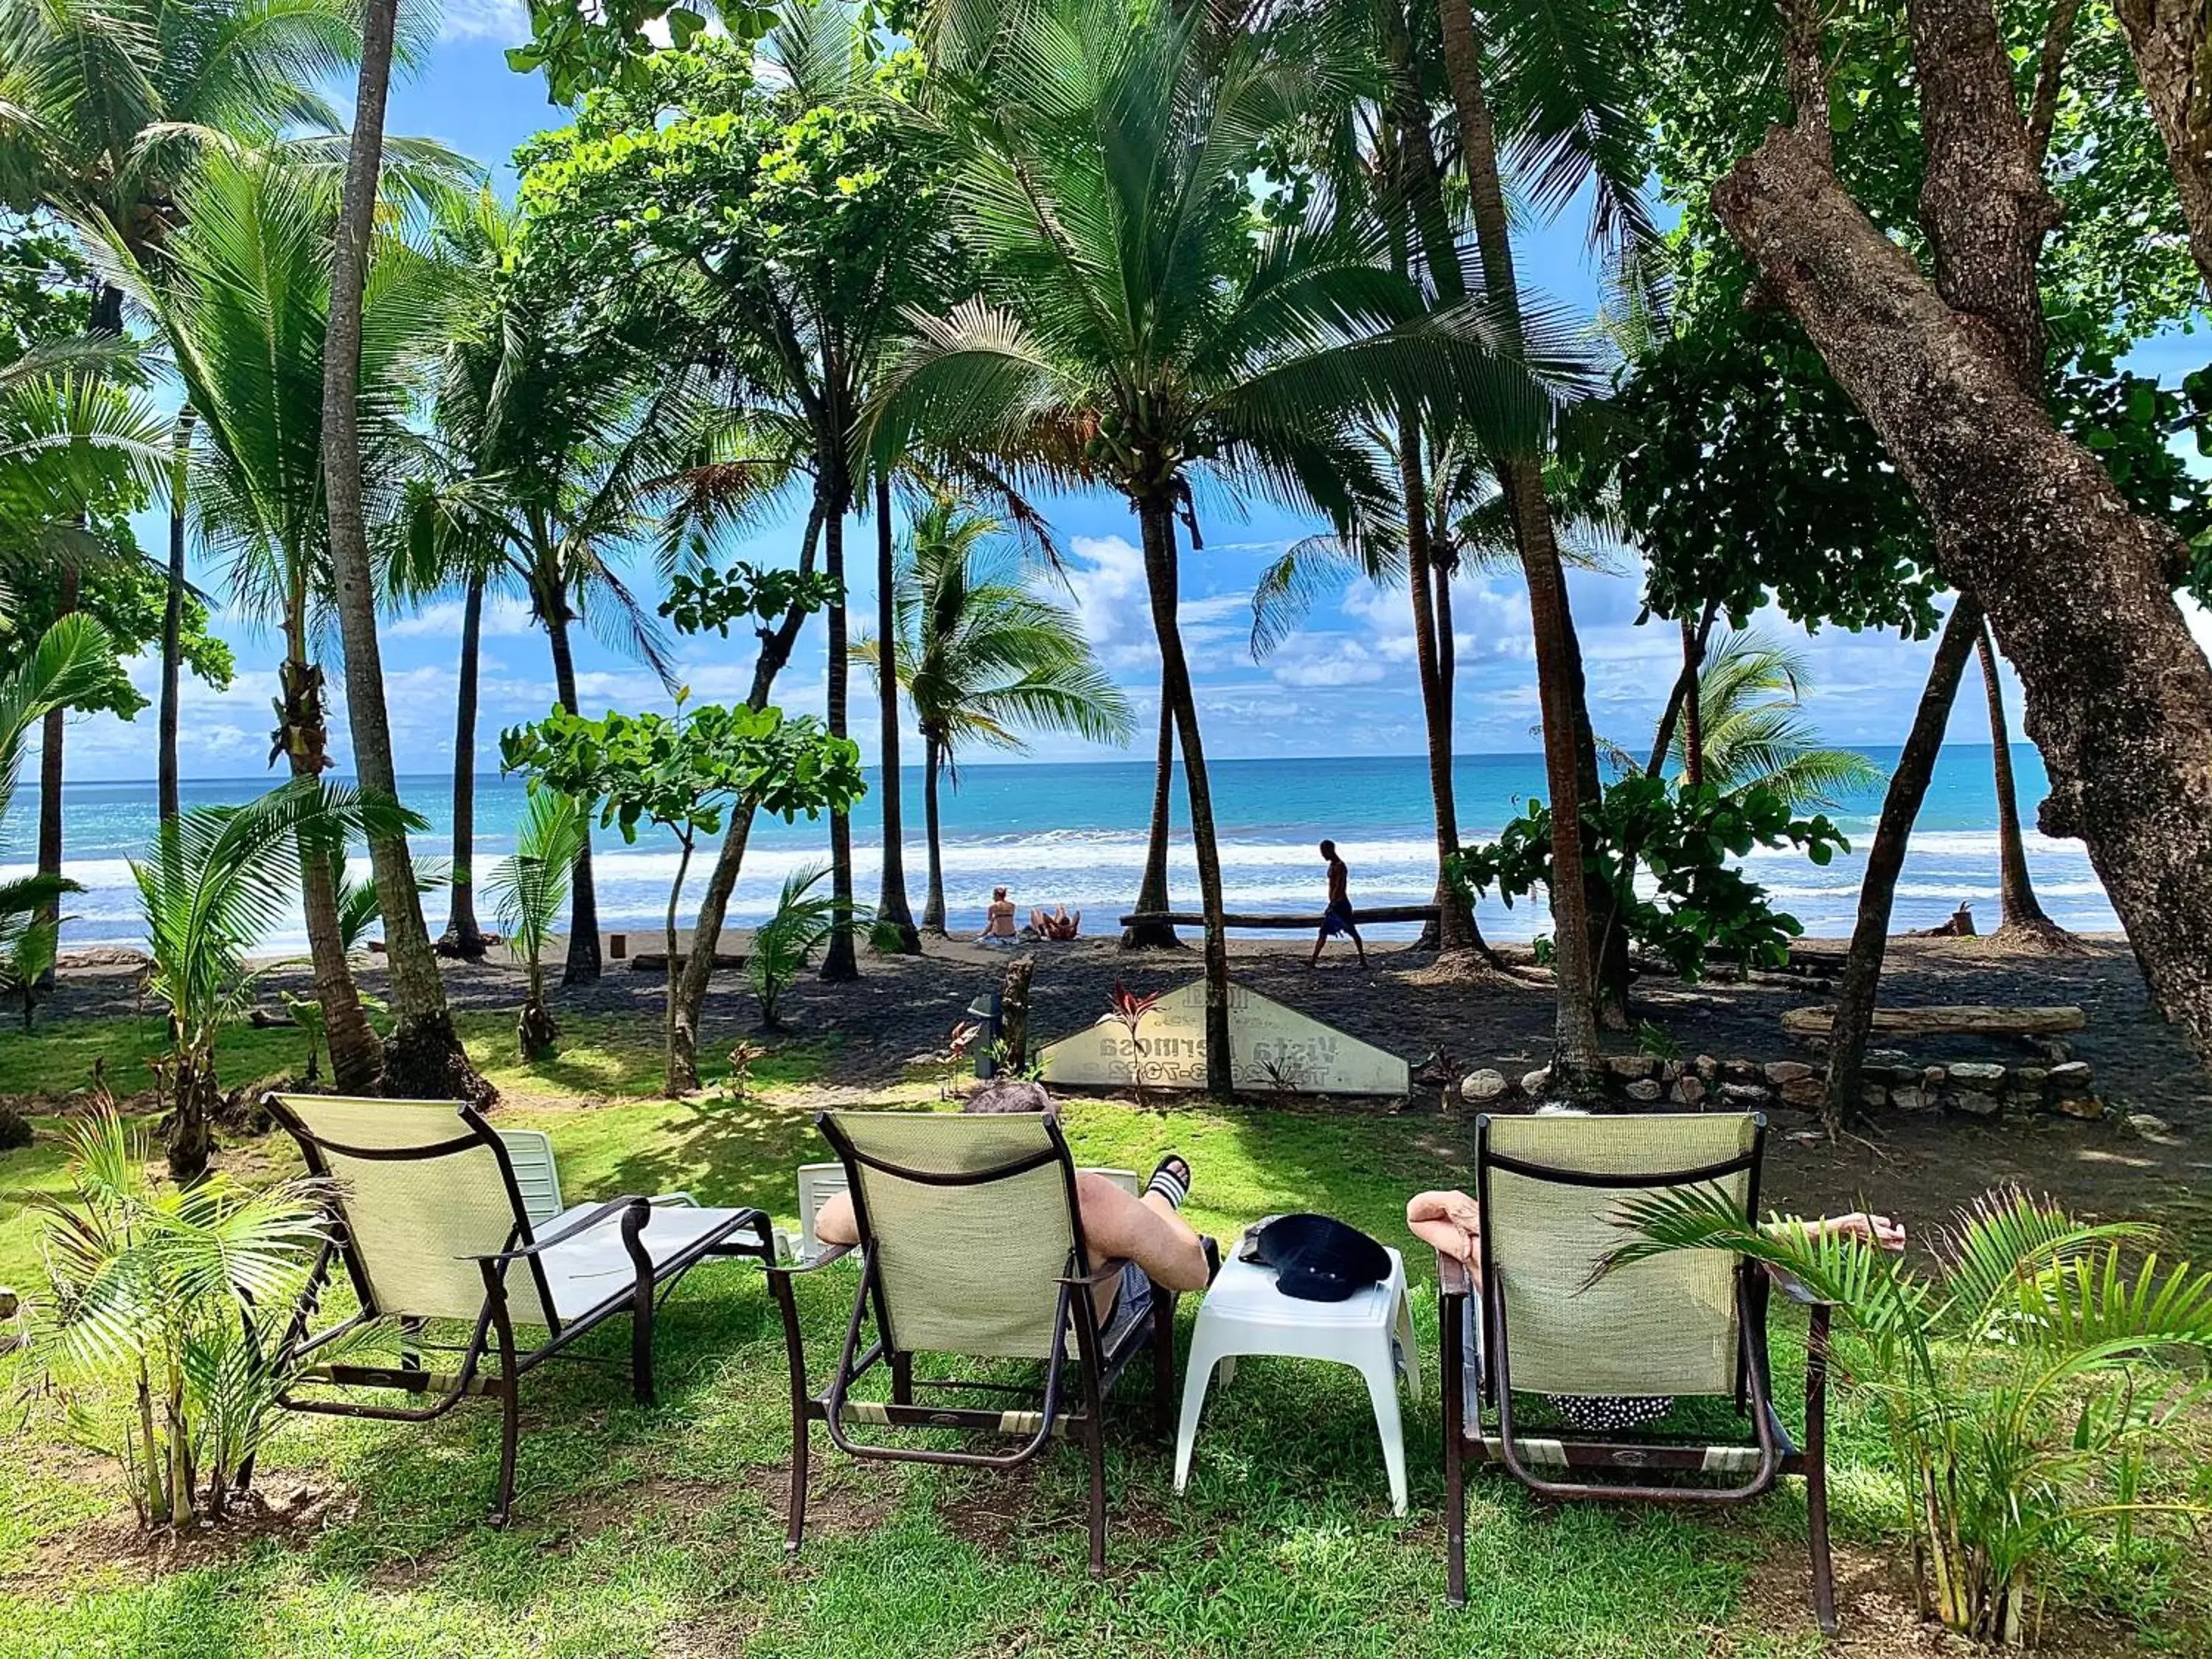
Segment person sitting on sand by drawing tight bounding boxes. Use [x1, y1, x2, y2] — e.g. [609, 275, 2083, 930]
[1406, 1150, 1904, 1432]
[1310, 838, 1367, 968]
[1029, 903, 1082, 941]
[813, 1078, 1214, 1326]
[977, 886, 1019, 946]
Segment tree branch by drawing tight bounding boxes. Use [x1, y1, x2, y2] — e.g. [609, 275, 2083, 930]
[2027, 0, 2085, 166]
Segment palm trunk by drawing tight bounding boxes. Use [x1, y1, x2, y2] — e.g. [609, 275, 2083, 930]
[440, 572, 489, 956]
[872, 470, 921, 952]
[1821, 600, 1981, 1125]
[321, 0, 476, 1101]
[1680, 617, 1707, 786]
[1978, 615, 2074, 949]
[544, 591, 601, 988]
[667, 497, 824, 1091]
[820, 479, 859, 982]
[922, 732, 947, 933]
[1435, 0, 1602, 1089]
[1137, 488, 1231, 1096]
[276, 623, 380, 1094]
[1121, 698, 1180, 947]
[167, 1038, 220, 1185]
[158, 412, 193, 825]
[1648, 600, 1720, 776]
[661, 834, 694, 1093]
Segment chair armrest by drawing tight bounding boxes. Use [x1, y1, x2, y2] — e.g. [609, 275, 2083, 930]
[650, 1192, 698, 1208]
[468, 1194, 653, 1265]
[1436, 1251, 1473, 1298]
[765, 1241, 856, 1276]
[1059, 1256, 1132, 1290]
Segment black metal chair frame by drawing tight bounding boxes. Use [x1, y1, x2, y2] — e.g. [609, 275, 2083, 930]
[1439, 1113, 1837, 1634]
[264, 1094, 776, 1524]
[765, 1110, 1179, 1576]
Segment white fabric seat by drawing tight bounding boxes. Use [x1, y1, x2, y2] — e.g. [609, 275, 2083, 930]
[534, 1201, 762, 1323]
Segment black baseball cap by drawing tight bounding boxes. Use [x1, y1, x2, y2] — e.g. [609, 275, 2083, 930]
[1246, 1213, 1391, 1303]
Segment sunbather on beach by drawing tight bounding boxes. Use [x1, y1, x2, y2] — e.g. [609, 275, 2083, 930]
[813, 1079, 1213, 1325]
[1405, 1178, 1903, 1430]
[976, 886, 1020, 946]
[1030, 903, 1081, 940]
[1310, 839, 1366, 968]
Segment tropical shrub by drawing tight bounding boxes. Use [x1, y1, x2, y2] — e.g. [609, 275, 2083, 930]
[1610, 1187, 2212, 1643]
[484, 790, 588, 1060]
[748, 863, 884, 1029]
[1447, 777, 1848, 981]
[133, 779, 406, 1182]
[21, 1109, 336, 1530]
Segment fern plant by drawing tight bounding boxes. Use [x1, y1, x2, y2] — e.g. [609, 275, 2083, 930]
[1607, 1186, 2212, 1642]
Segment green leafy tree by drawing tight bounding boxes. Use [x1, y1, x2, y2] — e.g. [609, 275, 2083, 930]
[1610, 1186, 2212, 1643]
[484, 790, 588, 1060]
[500, 696, 867, 1090]
[871, 0, 1559, 1093]
[860, 498, 1133, 934]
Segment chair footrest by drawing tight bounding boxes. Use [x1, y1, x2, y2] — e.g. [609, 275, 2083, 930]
[821, 1397, 1068, 1437]
[1470, 1433, 1804, 1478]
[300, 1363, 500, 1397]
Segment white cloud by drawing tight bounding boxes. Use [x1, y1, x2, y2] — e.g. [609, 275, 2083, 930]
[439, 0, 528, 43]
[389, 595, 538, 639]
[1271, 636, 1385, 688]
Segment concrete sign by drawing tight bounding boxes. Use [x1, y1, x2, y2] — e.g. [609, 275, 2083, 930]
[1037, 980, 1408, 1096]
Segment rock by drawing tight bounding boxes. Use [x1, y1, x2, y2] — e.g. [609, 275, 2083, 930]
[1949, 1061, 2008, 1088]
[2008, 1065, 2049, 1091]
[1763, 1060, 1815, 1086]
[1922, 1065, 1948, 1090]
[1521, 1066, 1553, 1098]
[1722, 1058, 1763, 1083]
[1624, 1079, 1663, 1102]
[1719, 1082, 1772, 1109]
[2047, 1060, 2094, 1091]
[2126, 1112, 2175, 1137]
[1860, 1063, 1907, 1087]
[1671, 1076, 1707, 1107]
[2054, 1095, 2104, 1120]
[1607, 1054, 1662, 1082]
[1778, 1077, 1826, 1109]
[0, 1287, 16, 1320]
[1890, 1086, 1933, 1113]
[1661, 1058, 1686, 1083]
[1952, 1091, 2003, 1118]
[1694, 1054, 1719, 1082]
[1867, 1049, 1910, 1066]
[1463, 1068, 1512, 1103]
[1862, 1083, 1891, 1111]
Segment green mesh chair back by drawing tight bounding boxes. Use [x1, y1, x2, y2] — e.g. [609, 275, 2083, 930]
[1480, 1112, 1762, 1399]
[820, 1110, 1084, 1360]
[273, 1094, 553, 1329]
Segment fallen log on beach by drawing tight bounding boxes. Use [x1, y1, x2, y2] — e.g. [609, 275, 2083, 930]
[1116, 904, 1441, 931]
[1781, 1004, 2086, 1037]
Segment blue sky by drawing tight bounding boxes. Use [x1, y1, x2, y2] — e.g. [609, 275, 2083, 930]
[58, 11, 2212, 783]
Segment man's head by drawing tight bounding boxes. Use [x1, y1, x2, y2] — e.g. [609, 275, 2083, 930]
[1318, 839, 1337, 860]
[961, 1079, 1054, 1116]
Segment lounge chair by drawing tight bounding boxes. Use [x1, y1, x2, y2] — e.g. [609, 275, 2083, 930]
[264, 1094, 775, 1523]
[1439, 1111, 1836, 1633]
[764, 1110, 1180, 1574]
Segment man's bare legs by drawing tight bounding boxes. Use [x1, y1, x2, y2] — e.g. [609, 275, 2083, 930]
[814, 1161, 1210, 1323]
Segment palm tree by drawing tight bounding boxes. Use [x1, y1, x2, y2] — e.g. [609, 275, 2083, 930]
[1663, 629, 1883, 810]
[1973, 617, 2081, 951]
[861, 499, 1134, 933]
[99, 150, 448, 1092]
[485, 789, 586, 1060]
[880, 0, 1548, 1091]
[133, 777, 409, 1180]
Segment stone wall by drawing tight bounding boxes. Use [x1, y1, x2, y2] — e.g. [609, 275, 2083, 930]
[1459, 1053, 2102, 1119]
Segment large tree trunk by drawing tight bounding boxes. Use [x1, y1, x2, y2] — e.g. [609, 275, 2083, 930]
[1821, 602, 1981, 1124]
[544, 591, 601, 988]
[922, 731, 947, 933]
[159, 411, 192, 826]
[1721, 13, 2212, 1067]
[1976, 615, 2079, 950]
[1679, 617, 1708, 786]
[1121, 696, 1180, 947]
[2111, 0, 2212, 296]
[1137, 489, 1232, 1096]
[872, 470, 921, 952]
[321, 0, 479, 1102]
[819, 478, 859, 983]
[667, 498, 823, 1091]
[276, 632, 381, 1094]
[1434, 0, 1604, 1089]
[440, 572, 489, 957]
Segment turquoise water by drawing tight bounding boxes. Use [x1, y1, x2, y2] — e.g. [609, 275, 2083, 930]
[0, 745, 2114, 949]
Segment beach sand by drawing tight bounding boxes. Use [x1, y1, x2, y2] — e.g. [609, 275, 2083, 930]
[38, 926, 2212, 1248]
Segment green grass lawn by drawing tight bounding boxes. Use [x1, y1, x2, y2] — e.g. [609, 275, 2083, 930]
[1, 1015, 2205, 1657]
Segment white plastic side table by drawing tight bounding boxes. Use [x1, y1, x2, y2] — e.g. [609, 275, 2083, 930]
[1173, 1237, 1420, 1514]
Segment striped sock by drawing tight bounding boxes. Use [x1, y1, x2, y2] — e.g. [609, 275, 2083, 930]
[1146, 1157, 1190, 1209]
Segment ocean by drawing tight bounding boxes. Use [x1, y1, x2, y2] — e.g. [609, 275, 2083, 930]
[0, 745, 2115, 953]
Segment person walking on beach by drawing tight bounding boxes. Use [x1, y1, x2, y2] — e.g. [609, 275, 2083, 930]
[1310, 839, 1366, 968]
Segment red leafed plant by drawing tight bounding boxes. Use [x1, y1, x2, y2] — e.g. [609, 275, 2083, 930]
[1106, 982, 1161, 1105]
[940, 1019, 983, 1099]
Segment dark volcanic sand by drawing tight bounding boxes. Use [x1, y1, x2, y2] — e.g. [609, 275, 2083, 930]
[36, 930, 2212, 1250]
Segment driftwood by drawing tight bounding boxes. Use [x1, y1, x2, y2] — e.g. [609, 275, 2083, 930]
[1782, 1004, 2086, 1038]
[1116, 904, 1439, 931]
[1000, 956, 1034, 1072]
[628, 952, 745, 973]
